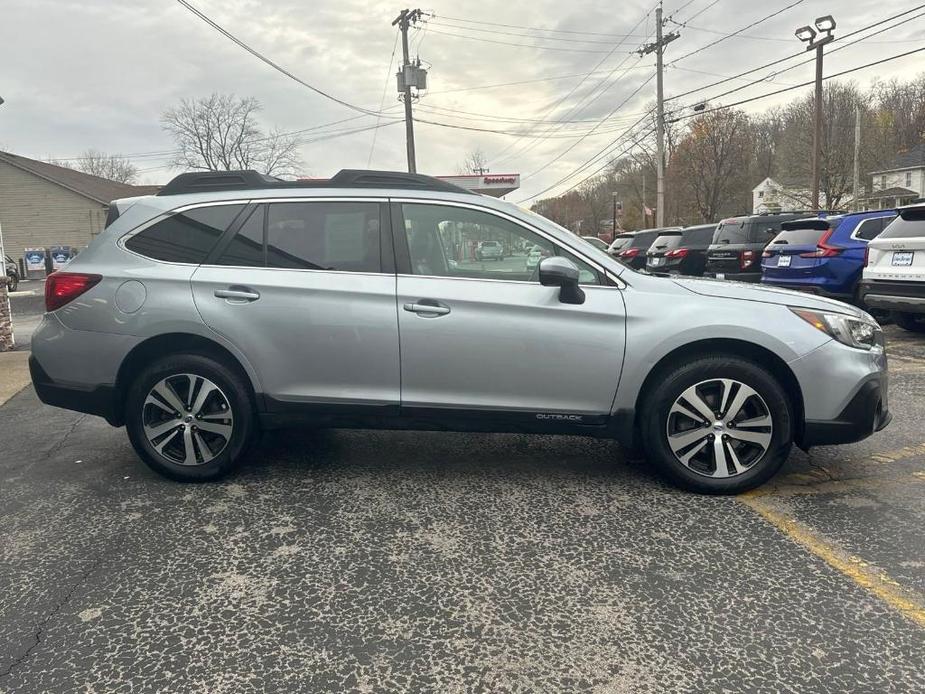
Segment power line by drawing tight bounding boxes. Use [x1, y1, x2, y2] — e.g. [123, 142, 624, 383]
[427, 18, 644, 44]
[368, 31, 400, 167]
[673, 44, 925, 121]
[433, 14, 649, 38]
[424, 67, 651, 95]
[493, 3, 659, 167]
[413, 25, 636, 54]
[664, 4, 925, 104]
[669, 0, 721, 26]
[667, 0, 806, 65]
[175, 0, 383, 117]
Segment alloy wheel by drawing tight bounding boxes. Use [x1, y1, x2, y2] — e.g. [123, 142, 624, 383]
[142, 374, 234, 466]
[665, 378, 773, 478]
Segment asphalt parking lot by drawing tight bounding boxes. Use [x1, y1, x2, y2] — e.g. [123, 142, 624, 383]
[1, 304, 923, 691]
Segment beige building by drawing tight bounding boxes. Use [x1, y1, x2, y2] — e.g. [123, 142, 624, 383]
[0, 151, 157, 266]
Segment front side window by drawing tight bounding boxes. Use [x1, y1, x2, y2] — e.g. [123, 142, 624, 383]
[266, 202, 381, 272]
[401, 203, 599, 285]
[125, 204, 245, 263]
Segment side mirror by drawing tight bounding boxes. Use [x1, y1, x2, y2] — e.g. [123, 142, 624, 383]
[538, 256, 585, 305]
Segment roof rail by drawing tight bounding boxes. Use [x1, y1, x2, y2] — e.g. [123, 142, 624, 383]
[156, 168, 475, 197]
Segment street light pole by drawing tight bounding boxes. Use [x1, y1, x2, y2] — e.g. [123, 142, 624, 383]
[795, 16, 836, 212]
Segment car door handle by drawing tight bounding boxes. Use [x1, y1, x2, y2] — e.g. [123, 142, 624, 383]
[403, 301, 450, 316]
[214, 287, 260, 302]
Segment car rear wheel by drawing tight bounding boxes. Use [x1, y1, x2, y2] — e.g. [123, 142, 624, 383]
[125, 353, 256, 482]
[894, 312, 925, 333]
[7, 273, 18, 292]
[640, 356, 793, 494]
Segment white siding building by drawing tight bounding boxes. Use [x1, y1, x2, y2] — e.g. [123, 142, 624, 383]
[867, 144, 925, 209]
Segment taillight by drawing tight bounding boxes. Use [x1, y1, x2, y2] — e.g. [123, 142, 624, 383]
[864, 247, 870, 266]
[740, 250, 756, 270]
[45, 272, 101, 311]
[620, 248, 640, 258]
[665, 248, 689, 258]
[762, 249, 774, 258]
[800, 228, 843, 258]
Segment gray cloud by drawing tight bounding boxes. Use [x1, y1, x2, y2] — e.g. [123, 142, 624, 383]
[1, 0, 922, 199]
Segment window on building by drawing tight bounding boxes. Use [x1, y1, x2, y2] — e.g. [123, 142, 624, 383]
[125, 204, 245, 264]
[906, 171, 913, 188]
[881, 175, 887, 189]
[266, 202, 381, 273]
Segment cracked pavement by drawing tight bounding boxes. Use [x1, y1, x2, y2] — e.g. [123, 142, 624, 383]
[1, 326, 924, 692]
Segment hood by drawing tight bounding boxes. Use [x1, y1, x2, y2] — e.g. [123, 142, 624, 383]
[671, 276, 864, 317]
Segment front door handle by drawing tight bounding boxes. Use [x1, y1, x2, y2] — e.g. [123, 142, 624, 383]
[403, 301, 450, 316]
[214, 287, 260, 302]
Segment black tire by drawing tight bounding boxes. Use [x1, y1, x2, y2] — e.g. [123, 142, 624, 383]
[8, 274, 18, 292]
[893, 312, 925, 333]
[639, 355, 793, 494]
[125, 353, 256, 482]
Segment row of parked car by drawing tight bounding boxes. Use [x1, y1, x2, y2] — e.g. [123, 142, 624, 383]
[596, 206, 925, 332]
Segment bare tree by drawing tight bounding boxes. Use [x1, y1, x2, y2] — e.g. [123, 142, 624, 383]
[161, 94, 302, 176]
[61, 149, 138, 184]
[458, 147, 489, 174]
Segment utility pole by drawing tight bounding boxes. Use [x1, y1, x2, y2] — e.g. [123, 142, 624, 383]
[638, 2, 679, 227]
[795, 16, 836, 212]
[853, 104, 861, 211]
[392, 9, 426, 173]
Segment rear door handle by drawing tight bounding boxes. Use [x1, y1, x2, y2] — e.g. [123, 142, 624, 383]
[214, 287, 260, 302]
[403, 301, 450, 316]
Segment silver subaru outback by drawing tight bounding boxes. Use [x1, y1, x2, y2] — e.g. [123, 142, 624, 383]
[30, 170, 890, 493]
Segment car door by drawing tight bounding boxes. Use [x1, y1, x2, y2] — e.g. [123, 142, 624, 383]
[393, 200, 626, 419]
[191, 199, 400, 411]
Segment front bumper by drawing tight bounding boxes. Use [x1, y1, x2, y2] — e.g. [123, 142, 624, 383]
[789, 338, 890, 448]
[859, 279, 925, 315]
[801, 378, 891, 447]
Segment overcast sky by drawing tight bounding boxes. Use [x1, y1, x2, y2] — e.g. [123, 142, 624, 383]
[2, 0, 923, 201]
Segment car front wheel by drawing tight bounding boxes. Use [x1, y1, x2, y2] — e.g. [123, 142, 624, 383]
[640, 356, 793, 494]
[7, 274, 18, 292]
[125, 353, 256, 482]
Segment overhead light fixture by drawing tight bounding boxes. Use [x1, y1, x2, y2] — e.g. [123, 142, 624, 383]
[794, 25, 816, 42]
[815, 15, 836, 32]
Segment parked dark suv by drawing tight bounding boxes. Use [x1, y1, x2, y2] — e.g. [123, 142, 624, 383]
[705, 212, 817, 282]
[645, 224, 717, 276]
[608, 227, 681, 270]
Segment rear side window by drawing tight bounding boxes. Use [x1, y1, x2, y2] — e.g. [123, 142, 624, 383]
[853, 216, 894, 241]
[217, 206, 265, 267]
[880, 210, 925, 240]
[125, 204, 245, 263]
[266, 202, 381, 272]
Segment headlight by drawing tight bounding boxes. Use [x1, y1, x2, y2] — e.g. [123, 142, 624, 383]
[791, 308, 882, 350]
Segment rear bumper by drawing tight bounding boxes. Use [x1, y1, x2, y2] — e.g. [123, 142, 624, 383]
[859, 279, 925, 314]
[761, 277, 853, 300]
[30, 355, 120, 425]
[802, 379, 891, 446]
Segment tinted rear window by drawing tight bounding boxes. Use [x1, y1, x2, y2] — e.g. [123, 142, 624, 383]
[880, 210, 925, 240]
[609, 235, 633, 251]
[125, 204, 244, 263]
[630, 231, 661, 249]
[650, 233, 682, 251]
[715, 215, 805, 245]
[681, 225, 716, 246]
[768, 227, 826, 246]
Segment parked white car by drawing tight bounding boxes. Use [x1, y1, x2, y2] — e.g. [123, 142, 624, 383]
[860, 203, 925, 332]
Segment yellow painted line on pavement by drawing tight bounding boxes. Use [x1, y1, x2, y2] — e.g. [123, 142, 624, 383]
[869, 441, 925, 465]
[739, 492, 925, 629]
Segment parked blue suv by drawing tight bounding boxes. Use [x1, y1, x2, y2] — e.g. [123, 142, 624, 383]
[761, 210, 897, 304]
